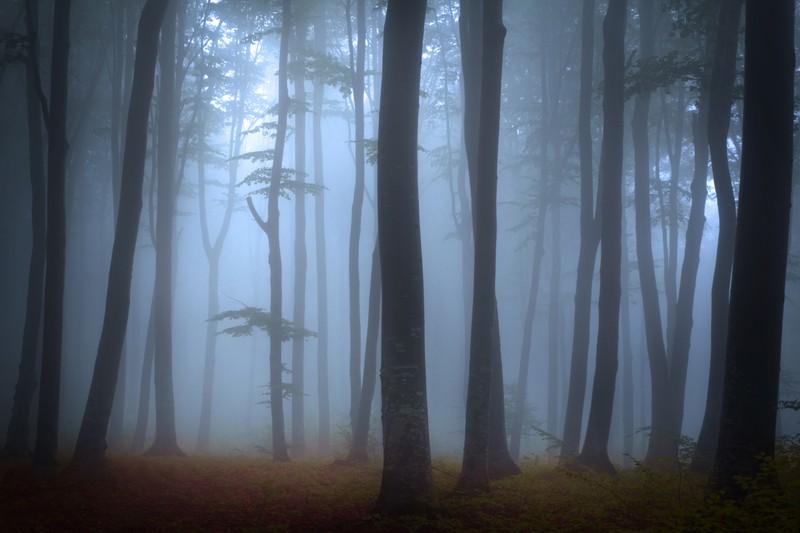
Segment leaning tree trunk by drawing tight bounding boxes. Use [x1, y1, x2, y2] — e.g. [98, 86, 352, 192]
[72, 0, 170, 470]
[577, 0, 626, 476]
[710, 0, 793, 496]
[374, 0, 438, 516]
[32, 0, 71, 475]
[692, 0, 742, 474]
[2, 0, 47, 460]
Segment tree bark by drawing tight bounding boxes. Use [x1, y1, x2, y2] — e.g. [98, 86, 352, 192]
[32, 0, 71, 475]
[692, 0, 742, 473]
[577, 0, 626, 475]
[374, 0, 438, 515]
[561, 0, 598, 462]
[72, 0, 170, 469]
[710, 0, 794, 495]
[2, 0, 46, 460]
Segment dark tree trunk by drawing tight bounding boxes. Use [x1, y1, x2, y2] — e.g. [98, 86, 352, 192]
[145, 0, 183, 457]
[130, 284, 155, 452]
[577, 0, 626, 475]
[692, 0, 742, 474]
[347, 0, 366, 437]
[457, 0, 506, 493]
[32, 0, 71, 475]
[561, 0, 598, 462]
[620, 206, 634, 466]
[710, 0, 794, 494]
[291, 16, 308, 458]
[374, 0, 437, 515]
[2, 0, 46, 460]
[312, 7, 330, 455]
[71, 0, 170, 470]
[348, 240, 381, 462]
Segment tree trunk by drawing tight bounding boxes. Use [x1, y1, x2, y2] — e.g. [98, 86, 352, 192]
[2, 0, 46, 460]
[348, 240, 381, 462]
[32, 0, 71, 475]
[312, 7, 330, 455]
[577, 0, 626, 475]
[291, 16, 308, 458]
[145, 0, 183, 457]
[374, 0, 437, 515]
[71, 0, 170, 469]
[692, 0, 742, 473]
[710, 0, 793, 495]
[561, 0, 598, 462]
[457, 0, 506, 493]
[130, 283, 155, 452]
[347, 0, 366, 437]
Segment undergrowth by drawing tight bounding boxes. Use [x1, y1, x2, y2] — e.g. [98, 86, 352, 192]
[2, 451, 799, 531]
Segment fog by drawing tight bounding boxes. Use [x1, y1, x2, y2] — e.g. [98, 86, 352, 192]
[0, 0, 798, 468]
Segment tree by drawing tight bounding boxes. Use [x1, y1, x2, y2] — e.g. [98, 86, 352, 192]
[72, 0, 170, 469]
[2, 0, 46, 459]
[692, 0, 742, 473]
[347, 0, 367, 438]
[32, 0, 71, 475]
[246, 0, 292, 463]
[457, 0, 506, 493]
[561, 0, 598, 462]
[710, 0, 794, 495]
[577, 0, 626, 475]
[374, 0, 438, 515]
[145, 0, 183, 457]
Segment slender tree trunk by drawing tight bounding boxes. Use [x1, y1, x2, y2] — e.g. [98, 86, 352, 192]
[620, 205, 634, 466]
[291, 16, 308, 458]
[32, 0, 71, 475]
[577, 0, 626, 475]
[374, 0, 437, 515]
[561, 0, 598, 462]
[692, 0, 742, 473]
[130, 283, 155, 452]
[347, 0, 366, 437]
[312, 7, 330, 455]
[71, 0, 170, 469]
[711, 0, 793, 494]
[146, 0, 183, 457]
[349, 240, 381, 461]
[2, 0, 46, 460]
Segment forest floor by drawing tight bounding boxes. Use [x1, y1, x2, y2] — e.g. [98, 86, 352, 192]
[2, 451, 799, 531]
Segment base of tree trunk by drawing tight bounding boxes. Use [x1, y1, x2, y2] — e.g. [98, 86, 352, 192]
[488, 451, 522, 480]
[1, 441, 33, 460]
[143, 442, 186, 457]
[576, 451, 617, 475]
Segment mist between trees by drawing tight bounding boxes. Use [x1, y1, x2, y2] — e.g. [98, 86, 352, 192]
[0, 0, 798, 508]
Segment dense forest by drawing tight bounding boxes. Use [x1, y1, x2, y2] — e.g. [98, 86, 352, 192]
[0, 0, 798, 528]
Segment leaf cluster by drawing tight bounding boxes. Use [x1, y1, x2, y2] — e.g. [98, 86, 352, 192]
[210, 306, 316, 342]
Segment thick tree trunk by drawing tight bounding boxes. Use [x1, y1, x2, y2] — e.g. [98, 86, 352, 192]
[561, 0, 598, 462]
[2, 0, 46, 460]
[32, 0, 71, 475]
[457, 0, 506, 493]
[146, 0, 183, 457]
[71, 0, 170, 469]
[692, 0, 742, 473]
[711, 0, 793, 495]
[374, 0, 437, 515]
[577, 0, 626, 475]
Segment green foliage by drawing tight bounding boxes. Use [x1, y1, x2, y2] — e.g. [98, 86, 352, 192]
[504, 383, 540, 437]
[233, 150, 325, 199]
[288, 49, 352, 99]
[209, 306, 316, 342]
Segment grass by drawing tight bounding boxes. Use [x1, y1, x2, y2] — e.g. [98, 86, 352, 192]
[2, 452, 799, 531]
